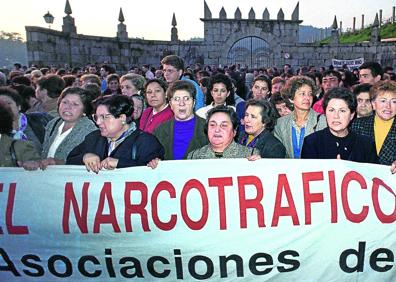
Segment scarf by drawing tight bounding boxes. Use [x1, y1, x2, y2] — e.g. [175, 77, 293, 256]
[12, 113, 28, 141]
[107, 122, 137, 156]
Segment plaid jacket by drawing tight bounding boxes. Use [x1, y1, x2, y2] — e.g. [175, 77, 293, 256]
[350, 115, 396, 165]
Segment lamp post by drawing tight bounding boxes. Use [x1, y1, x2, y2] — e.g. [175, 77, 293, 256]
[43, 11, 54, 29]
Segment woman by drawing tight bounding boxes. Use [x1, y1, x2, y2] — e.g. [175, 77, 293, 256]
[0, 102, 40, 169]
[196, 73, 235, 119]
[154, 80, 208, 160]
[131, 94, 144, 127]
[120, 73, 146, 97]
[237, 75, 272, 116]
[239, 99, 286, 158]
[139, 79, 174, 134]
[301, 87, 378, 163]
[40, 87, 97, 168]
[188, 105, 260, 160]
[0, 87, 52, 152]
[103, 73, 122, 95]
[273, 76, 327, 158]
[67, 95, 164, 173]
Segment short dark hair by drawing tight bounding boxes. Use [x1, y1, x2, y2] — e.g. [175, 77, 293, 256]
[359, 62, 383, 78]
[0, 86, 23, 107]
[167, 80, 196, 100]
[323, 87, 356, 113]
[0, 102, 14, 134]
[106, 73, 120, 84]
[322, 70, 342, 81]
[204, 105, 239, 135]
[144, 78, 168, 98]
[62, 75, 78, 87]
[11, 75, 31, 86]
[352, 83, 372, 98]
[80, 74, 101, 87]
[82, 83, 102, 99]
[37, 74, 66, 98]
[58, 87, 94, 116]
[253, 75, 272, 93]
[94, 95, 134, 124]
[245, 99, 278, 131]
[161, 55, 184, 71]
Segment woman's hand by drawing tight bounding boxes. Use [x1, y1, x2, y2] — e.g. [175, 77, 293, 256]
[19, 160, 41, 171]
[147, 158, 160, 169]
[247, 155, 261, 161]
[391, 161, 396, 174]
[101, 157, 119, 170]
[83, 153, 101, 173]
[40, 157, 63, 170]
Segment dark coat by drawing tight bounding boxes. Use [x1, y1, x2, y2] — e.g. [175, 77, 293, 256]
[350, 115, 396, 165]
[301, 127, 378, 164]
[66, 129, 164, 168]
[238, 129, 286, 158]
[153, 116, 208, 160]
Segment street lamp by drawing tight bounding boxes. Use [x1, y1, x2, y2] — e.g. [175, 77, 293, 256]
[43, 11, 54, 29]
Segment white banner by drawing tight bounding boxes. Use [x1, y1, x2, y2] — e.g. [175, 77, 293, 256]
[0, 159, 395, 281]
[332, 58, 364, 70]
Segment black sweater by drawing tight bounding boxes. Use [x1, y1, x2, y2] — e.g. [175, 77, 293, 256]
[301, 127, 378, 164]
[66, 129, 164, 168]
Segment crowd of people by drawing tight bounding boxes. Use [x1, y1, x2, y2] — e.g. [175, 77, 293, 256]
[0, 57, 395, 174]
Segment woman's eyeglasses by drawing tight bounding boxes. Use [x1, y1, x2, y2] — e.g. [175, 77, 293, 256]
[92, 113, 113, 122]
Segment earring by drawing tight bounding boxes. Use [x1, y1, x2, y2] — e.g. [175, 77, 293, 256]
[122, 121, 126, 125]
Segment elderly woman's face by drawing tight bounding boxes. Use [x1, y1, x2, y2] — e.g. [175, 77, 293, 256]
[325, 98, 354, 137]
[293, 84, 313, 111]
[59, 94, 85, 124]
[121, 80, 138, 97]
[146, 82, 166, 109]
[94, 105, 125, 139]
[207, 112, 235, 151]
[170, 90, 195, 121]
[244, 105, 265, 137]
[132, 96, 143, 120]
[0, 95, 19, 120]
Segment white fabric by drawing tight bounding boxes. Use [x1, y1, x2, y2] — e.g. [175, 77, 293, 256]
[0, 159, 395, 281]
[46, 121, 73, 158]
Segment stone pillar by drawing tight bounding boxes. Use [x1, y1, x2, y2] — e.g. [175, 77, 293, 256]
[330, 16, 339, 45]
[361, 14, 364, 29]
[117, 8, 128, 39]
[62, 0, 76, 34]
[171, 13, 178, 42]
[353, 17, 356, 32]
[370, 13, 380, 43]
[379, 9, 383, 27]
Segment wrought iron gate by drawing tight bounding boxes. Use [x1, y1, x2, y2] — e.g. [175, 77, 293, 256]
[227, 36, 270, 69]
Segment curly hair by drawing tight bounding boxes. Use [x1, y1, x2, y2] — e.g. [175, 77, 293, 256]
[283, 75, 317, 100]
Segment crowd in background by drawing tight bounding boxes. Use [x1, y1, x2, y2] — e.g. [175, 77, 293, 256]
[0, 57, 395, 173]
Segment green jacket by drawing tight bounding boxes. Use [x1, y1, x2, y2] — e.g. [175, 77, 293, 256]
[273, 109, 327, 158]
[154, 116, 208, 160]
[0, 134, 40, 167]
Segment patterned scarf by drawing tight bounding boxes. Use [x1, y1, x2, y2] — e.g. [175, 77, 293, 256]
[12, 113, 28, 141]
[107, 122, 137, 156]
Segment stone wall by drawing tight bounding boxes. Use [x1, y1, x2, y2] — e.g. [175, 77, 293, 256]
[25, 26, 205, 72]
[25, 24, 396, 72]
